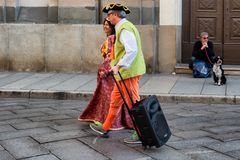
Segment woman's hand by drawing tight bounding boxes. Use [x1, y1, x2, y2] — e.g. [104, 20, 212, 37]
[99, 71, 107, 78]
[201, 42, 208, 50]
[105, 56, 111, 63]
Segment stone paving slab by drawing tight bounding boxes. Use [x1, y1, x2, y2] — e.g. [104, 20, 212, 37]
[28, 115, 72, 122]
[173, 122, 216, 131]
[49, 74, 95, 91]
[170, 76, 205, 95]
[32, 130, 88, 143]
[23, 154, 59, 160]
[0, 105, 25, 110]
[138, 75, 151, 87]
[0, 127, 56, 140]
[0, 112, 46, 121]
[52, 119, 80, 126]
[0, 72, 12, 79]
[208, 104, 240, 113]
[166, 137, 220, 150]
[13, 108, 55, 114]
[175, 110, 213, 117]
[180, 147, 215, 156]
[168, 116, 212, 126]
[208, 112, 240, 120]
[210, 132, 240, 142]
[28, 98, 58, 105]
[226, 76, 240, 96]
[0, 144, 4, 150]
[206, 140, 240, 153]
[0, 73, 54, 89]
[23, 73, 75, 90]
[44, 109, 79, 117]
[0, 97, 29, 103]
[0, 150, 15, 160]
[226, 150, 240, 159]
[190, 151, 236, 160]
[11, 121, 55, 130]
[173, 130, 214, 139]
[43, 139, 108, 160]
[0, 111, 15, 116]
[50, 123, 89, 131]
[203, 126, 240, 134]
[201, 78, 226, 95]
[0, 137, 49, 159]
[76, 78, 97, 92]
[0, 125, 17, 133]
[0, 118, 31, 126]
[211, 118, 240, 127]
[132, 145, 193, 160]
[0, 72, 32, 87]
[140, 75, 178, 94]
[78, 136, 151, 160]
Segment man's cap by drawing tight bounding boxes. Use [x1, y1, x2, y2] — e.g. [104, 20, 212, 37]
[102, 3, 131, 14]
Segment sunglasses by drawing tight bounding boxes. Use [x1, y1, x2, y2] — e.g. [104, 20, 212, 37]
[202, 37, 208, 39]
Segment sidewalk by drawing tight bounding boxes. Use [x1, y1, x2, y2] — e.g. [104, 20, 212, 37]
[0, 71, 240, 104]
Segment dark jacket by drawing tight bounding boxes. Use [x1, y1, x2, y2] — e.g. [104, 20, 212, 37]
[192, 41, 215, 64]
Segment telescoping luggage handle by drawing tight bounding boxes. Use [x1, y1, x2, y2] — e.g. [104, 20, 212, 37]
[110, 71, 142, 141]
[110, 71, 135, 111]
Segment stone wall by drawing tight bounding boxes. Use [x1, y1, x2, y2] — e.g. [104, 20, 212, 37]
[0, 0, 182, 73]
[0, 24, 155, 73]
[0, 0, 159, 25]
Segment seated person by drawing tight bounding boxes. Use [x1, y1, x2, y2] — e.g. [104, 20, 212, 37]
[189, 32, 215, 78]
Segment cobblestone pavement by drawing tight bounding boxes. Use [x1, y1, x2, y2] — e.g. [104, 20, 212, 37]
[0, 98, 239, 160]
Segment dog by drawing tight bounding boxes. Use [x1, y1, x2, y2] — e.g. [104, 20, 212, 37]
[212, 56, 226, 86]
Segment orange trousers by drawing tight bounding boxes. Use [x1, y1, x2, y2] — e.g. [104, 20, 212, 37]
[102, 76, 141, 131]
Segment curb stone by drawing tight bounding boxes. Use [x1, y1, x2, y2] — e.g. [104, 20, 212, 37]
[0, 89, 238, 104]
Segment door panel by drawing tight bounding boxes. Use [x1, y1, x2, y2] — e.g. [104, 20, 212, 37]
[191, 0, 223, 42]
[224, 0, 240, 64]
[182, 0, 191, 62]
[182, 0, 224, 63]
[191, 0, 223, 58]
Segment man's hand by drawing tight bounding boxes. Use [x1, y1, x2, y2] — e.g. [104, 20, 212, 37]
[110, 65, 120, 75]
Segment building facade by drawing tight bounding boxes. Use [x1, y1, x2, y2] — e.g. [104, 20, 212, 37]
[0, 0, 239, 73]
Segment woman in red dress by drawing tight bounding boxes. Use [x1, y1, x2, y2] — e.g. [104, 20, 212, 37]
[78, 18, 132, 130]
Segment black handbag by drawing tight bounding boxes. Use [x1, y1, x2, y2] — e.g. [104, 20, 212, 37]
[111, 72, 171, 148]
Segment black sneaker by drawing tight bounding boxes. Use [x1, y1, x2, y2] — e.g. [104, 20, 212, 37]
[89, 123, 107, 135]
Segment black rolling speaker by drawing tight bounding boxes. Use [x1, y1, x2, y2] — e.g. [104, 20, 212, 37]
[131, 95, 171, 148]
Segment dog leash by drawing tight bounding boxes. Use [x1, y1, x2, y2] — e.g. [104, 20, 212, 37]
[205, 48, 213, 65]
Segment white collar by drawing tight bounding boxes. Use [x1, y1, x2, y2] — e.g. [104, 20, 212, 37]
[115, 18, 127, 32]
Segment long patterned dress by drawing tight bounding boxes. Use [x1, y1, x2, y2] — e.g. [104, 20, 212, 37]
[78, 35, 133, 130]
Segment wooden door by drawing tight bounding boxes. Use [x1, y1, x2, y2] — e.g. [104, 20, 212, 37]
[182, 0, 240, 64]
[223, 0, 240, 64]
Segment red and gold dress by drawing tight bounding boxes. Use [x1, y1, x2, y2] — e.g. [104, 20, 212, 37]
[78, 35, 133, 130]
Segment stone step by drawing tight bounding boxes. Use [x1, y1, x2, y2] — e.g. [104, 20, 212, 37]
[175, 64, 240, 75]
